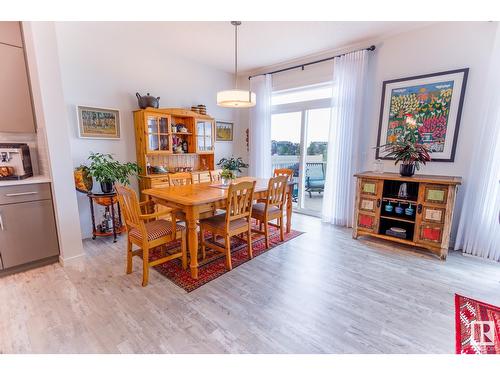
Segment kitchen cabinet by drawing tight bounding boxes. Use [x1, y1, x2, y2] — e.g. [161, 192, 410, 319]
[0, 22, 36, 134]
[0, 183, 59, 271]
[0, 21, 22, 47]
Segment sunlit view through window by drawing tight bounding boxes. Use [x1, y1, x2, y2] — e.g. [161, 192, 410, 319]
[271, 83, 332, 215]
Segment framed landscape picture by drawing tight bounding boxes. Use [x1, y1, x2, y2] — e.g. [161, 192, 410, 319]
[376, 68, 468, 162]
[216, 120, 234, 142]
[77, 106, 121, 139]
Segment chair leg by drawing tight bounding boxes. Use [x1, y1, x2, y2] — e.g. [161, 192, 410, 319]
[225, 235, 232, 270]
[264, 221, 270, 249]
[142, 246, 150, 287]
[279, 216, 285, 242]
[126, 239, 133, 274]
[181, 231, 187, 270]
[247, 226, 253, 259]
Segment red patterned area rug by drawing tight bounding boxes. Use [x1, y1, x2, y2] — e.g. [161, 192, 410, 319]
[455, 294, 500, 354]
[150, 226, 303, 292]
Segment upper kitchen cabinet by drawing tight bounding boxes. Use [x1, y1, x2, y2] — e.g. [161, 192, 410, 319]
[0, 22, 23, 47]
[0, 22, 36, 133]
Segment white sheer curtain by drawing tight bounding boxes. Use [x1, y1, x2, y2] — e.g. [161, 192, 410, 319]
[322, 50, 369, 226]
[454, 25, 500, 262]
[249, 74, 273, 178]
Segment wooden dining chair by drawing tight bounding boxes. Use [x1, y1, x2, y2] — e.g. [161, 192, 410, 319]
[251, 175, 288, 249]
[115, 184, 187, 287]
[168, 172, 193, 186]
[199, 180, 256, 270]
[257, 168, 294, 204]
[273, 168, 294, 180]
[209, 169, 223, 182]
[193, 171, 211, 184]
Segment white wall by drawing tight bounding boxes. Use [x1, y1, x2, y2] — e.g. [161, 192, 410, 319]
[237, 22, 498, 244]
[54, 22, 248, 239]
[362, 22, 497, 241]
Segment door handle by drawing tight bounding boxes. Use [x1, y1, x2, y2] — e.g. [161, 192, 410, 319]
[0, 213, 4, 231]
[417, 204, 423, 214]
[376, 199, 381, 208]
[5, 191, 38, 197]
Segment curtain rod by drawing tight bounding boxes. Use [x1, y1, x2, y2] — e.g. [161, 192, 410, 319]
[248, 45, 375, 80]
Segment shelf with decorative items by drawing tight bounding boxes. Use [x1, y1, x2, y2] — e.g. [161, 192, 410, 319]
[133, 107, 216, 198]
[353, 172, 462, 260]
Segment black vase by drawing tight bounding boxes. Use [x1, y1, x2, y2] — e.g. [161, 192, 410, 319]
[100, 181, 114, 194]
[399, 164, 416, 177]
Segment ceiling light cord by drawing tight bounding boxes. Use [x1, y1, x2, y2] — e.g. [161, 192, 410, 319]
[231, 21, 241, 88]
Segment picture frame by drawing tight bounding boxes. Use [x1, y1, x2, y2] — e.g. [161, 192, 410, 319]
[215, 120, 234, 142]
[375, 68, 469, 162]
[77, 105, 121, 139]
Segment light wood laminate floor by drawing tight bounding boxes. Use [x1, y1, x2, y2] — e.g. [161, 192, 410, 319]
[1, 214, 499, 353]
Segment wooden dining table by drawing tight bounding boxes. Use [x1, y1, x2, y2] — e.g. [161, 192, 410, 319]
[142, 177, 294, 279]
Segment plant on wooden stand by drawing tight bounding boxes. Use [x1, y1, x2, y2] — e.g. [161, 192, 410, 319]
[376, 114, 431, 177]
[87, 152, 140, 193]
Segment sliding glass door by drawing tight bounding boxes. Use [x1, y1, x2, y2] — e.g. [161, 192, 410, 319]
[271, 83, 332, 216]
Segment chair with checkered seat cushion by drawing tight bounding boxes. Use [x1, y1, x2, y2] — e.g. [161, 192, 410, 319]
[115, 184, 187, 287]
[251, 175, 288, 249]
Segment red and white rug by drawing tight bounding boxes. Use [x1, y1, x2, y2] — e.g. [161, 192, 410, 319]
[455, 294, 500, 354]
[149, 226, 303, 292]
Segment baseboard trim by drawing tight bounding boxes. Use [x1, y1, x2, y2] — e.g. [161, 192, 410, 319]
[59, 253, 85, 266]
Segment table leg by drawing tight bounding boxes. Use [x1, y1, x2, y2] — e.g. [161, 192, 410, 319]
[185, 207, 199, 279]
[286, 187, 293, 233]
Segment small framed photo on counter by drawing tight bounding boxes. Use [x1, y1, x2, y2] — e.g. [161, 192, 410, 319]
[77, 106, 121, 139]
[215, 120, 234, 142]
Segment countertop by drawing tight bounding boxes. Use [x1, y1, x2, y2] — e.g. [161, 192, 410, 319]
[0, 175, 52, 187]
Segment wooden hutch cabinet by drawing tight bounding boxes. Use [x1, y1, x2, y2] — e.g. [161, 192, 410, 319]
[133, 108, 215, 197]
[353, 172, 462, 260]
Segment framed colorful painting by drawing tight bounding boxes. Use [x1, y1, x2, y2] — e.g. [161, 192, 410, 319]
[77, 106, 121, 139]
[376, 68, 468, 162]
[215, 120, 234, 142]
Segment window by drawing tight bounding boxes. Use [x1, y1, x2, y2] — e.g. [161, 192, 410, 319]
[271, 82, 332, 216]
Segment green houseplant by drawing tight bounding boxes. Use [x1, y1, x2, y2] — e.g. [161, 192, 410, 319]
[87, 152, 140, 193]
[377, 115, 431, 177]
[217, 157, 249, 177]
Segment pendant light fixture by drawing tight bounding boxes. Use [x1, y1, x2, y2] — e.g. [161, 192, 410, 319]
[217, 21, 256, 108]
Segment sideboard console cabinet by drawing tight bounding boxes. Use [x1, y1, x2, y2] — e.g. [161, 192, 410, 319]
[353, 172, 462, 260]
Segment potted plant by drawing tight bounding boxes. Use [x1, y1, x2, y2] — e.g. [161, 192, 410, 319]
[377, 115, 431, 177]
[87, 152, 140, 193]
[217, 157, 249, 177]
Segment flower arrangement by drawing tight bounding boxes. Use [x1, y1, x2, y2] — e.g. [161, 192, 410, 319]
[377, 114, 431, 176]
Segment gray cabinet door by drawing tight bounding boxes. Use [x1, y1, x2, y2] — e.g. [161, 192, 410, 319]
[0, 200, 59, 269]
[0, 43, 36, 133]
[0, 22, 22, 47]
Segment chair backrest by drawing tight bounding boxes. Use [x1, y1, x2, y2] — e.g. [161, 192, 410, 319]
[306, 162, 325, 180]
[225, 180, 256, 225]
[168, 172, 193, 186]
[266, 175, 288, 210]
[194, 171, 211, 184]
[273, 168, 294, 181]
[115, 184, 146, 235]
[209, 169, 223, 182]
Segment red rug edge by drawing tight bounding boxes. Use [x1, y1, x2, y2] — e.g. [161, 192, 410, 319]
[455, 293, 461, 354]
[454, 293, 500, 354]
